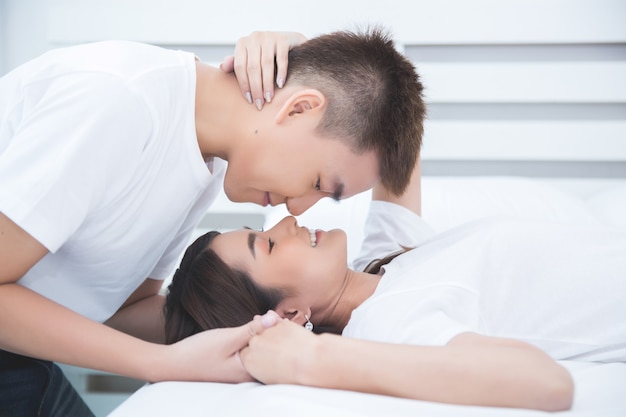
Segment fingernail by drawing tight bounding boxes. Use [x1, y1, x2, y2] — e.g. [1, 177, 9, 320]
[255, 98, 263, 111]
[277, 78, 284, 88]
[265, 91, 272, 103]
[261, 311, 278, 328]
[245, 92, 252, 104]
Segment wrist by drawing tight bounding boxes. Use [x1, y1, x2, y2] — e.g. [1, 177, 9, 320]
[134, 342, 171, 383]
[298, 333, 333, 387]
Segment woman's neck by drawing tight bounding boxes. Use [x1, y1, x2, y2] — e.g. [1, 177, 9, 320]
[320, 269, 381, 332]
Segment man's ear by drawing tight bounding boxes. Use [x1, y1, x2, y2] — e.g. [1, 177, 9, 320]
[275, 89, 325, 124]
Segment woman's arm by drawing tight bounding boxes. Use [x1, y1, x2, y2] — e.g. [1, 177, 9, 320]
[352, 156, 430, 272]
[240, 320, 574, 412]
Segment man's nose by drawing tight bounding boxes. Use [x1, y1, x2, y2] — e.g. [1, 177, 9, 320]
[285, 193, 325, 216]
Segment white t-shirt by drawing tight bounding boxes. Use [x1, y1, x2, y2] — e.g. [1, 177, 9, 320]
[0, 41, 225, 322]
[343, 202, 626, 362]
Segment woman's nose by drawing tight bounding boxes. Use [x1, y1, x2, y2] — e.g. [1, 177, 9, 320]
[271, 216, 298, 234]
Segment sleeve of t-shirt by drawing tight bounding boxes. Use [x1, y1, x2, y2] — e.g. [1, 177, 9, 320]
[148, 158, 227, 280]
[0, 74, 152, 252]
[352, 201, 435, 272]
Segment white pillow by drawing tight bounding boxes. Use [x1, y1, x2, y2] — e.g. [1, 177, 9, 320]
[421, 176, 602, 233]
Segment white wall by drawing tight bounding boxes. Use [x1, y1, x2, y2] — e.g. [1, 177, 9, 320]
[2, 0, 625, 188]
[2, 1, 625, 192]
[1, 0, 49, 75]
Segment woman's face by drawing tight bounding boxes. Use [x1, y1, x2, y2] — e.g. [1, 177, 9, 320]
[209, 216, 349, 315]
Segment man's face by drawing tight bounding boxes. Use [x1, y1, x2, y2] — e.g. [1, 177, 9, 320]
[223, 132, 379, 216]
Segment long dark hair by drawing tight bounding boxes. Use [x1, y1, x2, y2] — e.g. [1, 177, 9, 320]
[164, 232, 410, 344]
[164, 231, 285, 344]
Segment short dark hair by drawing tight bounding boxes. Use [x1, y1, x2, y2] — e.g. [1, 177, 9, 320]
[287, 27, 426, 195]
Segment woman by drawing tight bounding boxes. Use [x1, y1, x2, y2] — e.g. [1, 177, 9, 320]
[164, 161, 626, 411]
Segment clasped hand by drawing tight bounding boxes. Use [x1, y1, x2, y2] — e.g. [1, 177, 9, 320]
[239, 316, 319, 386]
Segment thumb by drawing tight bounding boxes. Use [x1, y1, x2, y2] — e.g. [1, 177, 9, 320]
[230, 310, 281, 350]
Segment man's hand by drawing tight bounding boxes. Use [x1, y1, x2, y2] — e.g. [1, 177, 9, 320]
[159, 310, 281, 383]
[220, 31, 306, 110]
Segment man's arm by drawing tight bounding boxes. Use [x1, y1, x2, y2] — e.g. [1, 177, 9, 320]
[241, 321, 574, 411]
[0, 212, 275, 382]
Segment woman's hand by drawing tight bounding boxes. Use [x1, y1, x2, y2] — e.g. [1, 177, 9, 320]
[220, 31, 307, 110]
[239, 319, 318, 385]
[159, 310, 281, 383]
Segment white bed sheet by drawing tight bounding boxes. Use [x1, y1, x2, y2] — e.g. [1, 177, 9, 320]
[109, 361, 626, 417]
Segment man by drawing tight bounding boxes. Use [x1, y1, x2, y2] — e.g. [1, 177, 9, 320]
[0, 27, 425, 416]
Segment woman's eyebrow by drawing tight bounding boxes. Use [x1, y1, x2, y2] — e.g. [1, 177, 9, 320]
[247, 232, 256, 259]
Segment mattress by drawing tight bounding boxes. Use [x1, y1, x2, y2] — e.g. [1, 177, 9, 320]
[109, 361, 626, 416]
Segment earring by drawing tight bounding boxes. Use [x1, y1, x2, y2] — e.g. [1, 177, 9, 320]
[304, 314, 314, 331]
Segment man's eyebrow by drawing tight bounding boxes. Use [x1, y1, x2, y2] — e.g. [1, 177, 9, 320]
[332, 182, 345, 202]
[247, 232, 256, 259]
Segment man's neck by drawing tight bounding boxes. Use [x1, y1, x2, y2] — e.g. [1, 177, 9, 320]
[193, 60, 255, 161]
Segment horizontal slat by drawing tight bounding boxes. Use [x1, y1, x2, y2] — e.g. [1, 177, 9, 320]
[405, 44, 626, 63]
[427, 103, 626, 121]
[422, 121, 626, 161]
[48, 0, 626, 45]
[419, 62, 626, 103]
[422, 161, 626, 178]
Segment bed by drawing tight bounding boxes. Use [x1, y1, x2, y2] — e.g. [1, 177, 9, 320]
[109, 362, 625, 417]
[108, 177, 626, 417]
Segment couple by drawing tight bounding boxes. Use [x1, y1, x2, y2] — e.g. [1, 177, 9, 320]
[0, 27, 424, 416]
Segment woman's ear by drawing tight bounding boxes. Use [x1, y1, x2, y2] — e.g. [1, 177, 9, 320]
[276, 305, 312, 327]
[275, 89, 325, 125]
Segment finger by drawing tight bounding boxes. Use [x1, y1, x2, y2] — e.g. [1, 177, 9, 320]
[231, 310, 279, 350]
[219, 55, 235, 73]
[261, 38, 277, 104]
[233, 39, 253, 104]
[242, 32, 264, 110]
[261, 310, 280, 328]
[239, 345, 250, 366]
[274, 42, 290, 90]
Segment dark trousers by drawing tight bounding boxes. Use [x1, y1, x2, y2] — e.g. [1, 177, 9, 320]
[0, 350, 94, 417]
